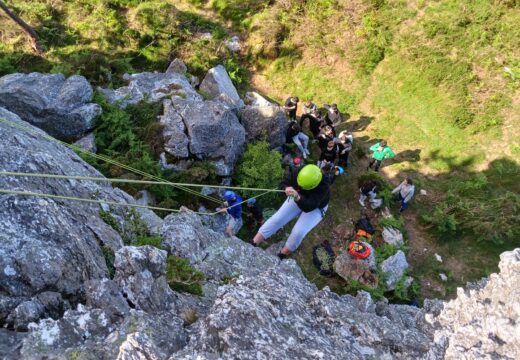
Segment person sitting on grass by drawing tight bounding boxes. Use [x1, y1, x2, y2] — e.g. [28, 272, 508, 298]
[367, 140, 395, 172]
[392, 178, 415, 212]
[252, 164, 330, 260]
[286, 122, 310, 159]
[283, 96, 299, 121]
[246, 198, 264, 231]
[218, 190, 243, 237]
[318, 140, 338, 169]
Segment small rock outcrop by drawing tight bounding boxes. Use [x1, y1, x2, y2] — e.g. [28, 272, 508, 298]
[199, 65, 245, 109]
[382, 226, 404, 246]
[241, 102, 288, 148]
[0, 73, 101, 141]
[381, 250, 409, 291]
[333, 247, 377, 287]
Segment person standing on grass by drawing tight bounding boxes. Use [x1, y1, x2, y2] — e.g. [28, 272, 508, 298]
[300, 108, 323, 138]
[286, 122, 310, 159]
[324, 103, 343, 127]
[252, 164, 330, 260]
[367, 140, 395, 171]
[318, 140, 338, 169]
[317, 126, 335, 151]
[283, 96, 299, 121]
[218, 190, 243, 237]
[337, 131, 353, 168]
[392, 178, 415, 212]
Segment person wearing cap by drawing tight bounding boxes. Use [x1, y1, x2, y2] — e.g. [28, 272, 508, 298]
[252, 164, 330, 259]
[391, 178, 415, 212]
[246, 198, 264, 231]
[283, 96, 299, 120]
[337, 131, 353, 168]
[367, 140, 395, 171]
[218, 190, 243, 237]
[324, 103, 343, 127]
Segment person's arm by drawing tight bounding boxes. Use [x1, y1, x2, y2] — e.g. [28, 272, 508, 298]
[392, 182, 403, 194]
[295, 183, 329, 212]
[369, 143, 380, 152]
[403, 186, 415, 203]
[384, 147, 395, 159]
[279, 170, 297, 190]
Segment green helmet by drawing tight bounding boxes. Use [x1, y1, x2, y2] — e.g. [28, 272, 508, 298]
[297, 164, 322, 190]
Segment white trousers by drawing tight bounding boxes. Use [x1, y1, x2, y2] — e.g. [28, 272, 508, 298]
[258, 198, 327, 252]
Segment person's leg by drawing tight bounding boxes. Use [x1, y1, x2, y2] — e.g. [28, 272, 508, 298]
[399, 194, 408, 212]
[299, 132, 310, 154]
[359, 193, 367, 207]
[374, 160, 382, 171]
[253, 199, 301, 245]
[281, 205, 328, 254]
[367, 158, 375, 170]
[292, 135, 307, 158]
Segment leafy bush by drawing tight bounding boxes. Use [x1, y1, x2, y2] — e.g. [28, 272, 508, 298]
[166, 256, 205, 295]
[375, 243, 398, 265]
[101, 245, 116, 279]
[378, 216, 405, 231]
[234, 141, 284, 204]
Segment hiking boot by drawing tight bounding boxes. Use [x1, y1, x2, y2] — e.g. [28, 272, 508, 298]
[251, 240, 258, 247]
[277, 252, 288, 260]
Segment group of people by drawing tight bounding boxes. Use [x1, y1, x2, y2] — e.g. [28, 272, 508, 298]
[218, 95, 414, 261]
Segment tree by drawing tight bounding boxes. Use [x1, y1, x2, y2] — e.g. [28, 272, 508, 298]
[0, 0, 43, 54]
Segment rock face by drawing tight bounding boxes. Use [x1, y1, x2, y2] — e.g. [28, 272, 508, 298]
[382, 226, 404, 246]
[380, 250, 409, 291]
[0, 73, 101, 141]
[72, 132, 97, 153]
[0, 107, 161, 328]
[241, 105, 288, 148]
[160, 99, 190, 159]
[199, 65, 245, 109]
[98, 71, 202, 107]
[333, 247, 377, 287]
[166, 58, 187, 74]
[425, 249, 520, 360]
[170, 97, 246, 176]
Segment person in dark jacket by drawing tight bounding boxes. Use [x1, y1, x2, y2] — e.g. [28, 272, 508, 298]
[283, 96, 299, 120]
[322, 163, 344, 185]
[246, 198, 264, 231]
[324, 103, 343, 127]
[317, 126, 335, 151]
[318, 141, 338, 168]
[337, 131, 353, 168]
[300, 108, 323, 138]
[252, 165, 330, 259]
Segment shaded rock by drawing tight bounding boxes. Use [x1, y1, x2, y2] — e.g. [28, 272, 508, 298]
[199, 65, 244, 109]
[171, 97, 246, 176]
[382, 227, 404, 246]
[0, 329, 25, 360]
[135, 190, 155, 207]
[166, 58, 187, 74]
[98, 72, 201, 107]
[7, 300, 45, 331]
[244, 91, 276, 107]
[241, 105, 288, 148]
[225, 36, 241, 52]
[0, 73, 101, 141]
[86, 278, 130, 320]
[114, 246, 176, 314]
[425, 249, 520, 360]
[332, 222, 355, 241]
[199, 206, 243, 236]
[439, 273, 448, 282]
[160, 99, 190, 159]
[380, 250, 409, 291]
[333, 249, 377, 287]
[73, 132, 97, 153]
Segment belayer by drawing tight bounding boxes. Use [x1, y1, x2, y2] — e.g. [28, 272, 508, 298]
[218, 190, 243, 237]
[252, 164, 330, 259]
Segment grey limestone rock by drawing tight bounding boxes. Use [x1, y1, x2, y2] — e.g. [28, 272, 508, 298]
[73, 132, 97, 153]
[160, 99, 190, 159]
[381, 250, 409, 291]
[199, 65, 244, 109]
[98, 71, 202, 107]
[241, 105, 288, 148]
[0, 73, 101, 141]
[333, 245, 377, 286]
[165, 58, 187, 75]
[382, 226, 405, 246]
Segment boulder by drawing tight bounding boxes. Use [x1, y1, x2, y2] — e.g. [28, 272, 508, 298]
[225, 36, 241, 52]
[240, 105, 288, 148]
[426, 249, 520, 359]
[380, 250, 409, 291]
[199, 65, 244, 109]
[0, 73, 101, 141]
[98, 71, 202, 107]
[382, 227, 404, 246]
[199, 206, 243, 236]
[244, 91, 276, 107]
[170, 97, 246, 176]
[73, 132, 97, 153]
[0, 107, 161, 326]
[166, 58, 187, 74]
[160, 99, 190, 159]
[333, 249, 377, 287]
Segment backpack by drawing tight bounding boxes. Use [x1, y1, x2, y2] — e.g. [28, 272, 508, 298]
[312, 240, 336, 277]
[355, 217, 376, 235]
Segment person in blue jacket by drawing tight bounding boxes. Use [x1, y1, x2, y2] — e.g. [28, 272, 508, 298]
[218, 190, 243, 237]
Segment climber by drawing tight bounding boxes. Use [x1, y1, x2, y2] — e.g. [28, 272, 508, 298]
[246, 198, 264, 231]
[252, 164, 330, 259]
[283, 96, 299, 120]
[286, 122, 310, 159]
[392, 178, 415, 212]
[337, 131, 353, 168]
[218, 190, 243, 237]
[324, 103, 343, 127]
[300, 104, 322, 138]
[318, 140, 338, 169]
[367, 140, 395, 171]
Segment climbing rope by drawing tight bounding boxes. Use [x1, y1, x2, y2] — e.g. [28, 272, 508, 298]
[0, 117, 222, 204]
[0, 117, 284, 214]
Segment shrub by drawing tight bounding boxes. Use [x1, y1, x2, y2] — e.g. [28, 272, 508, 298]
[101, 245, 116, 279]
[166, 256, 205, 295]
[233, 141, 284, 204]
[378, 216, 405, 231]
[133, 235, 164, 249]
